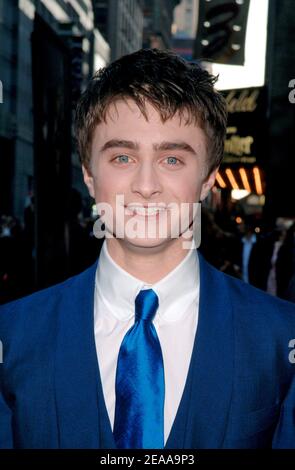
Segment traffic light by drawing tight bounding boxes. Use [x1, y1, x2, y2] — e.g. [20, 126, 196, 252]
[193, 0, 250, 65]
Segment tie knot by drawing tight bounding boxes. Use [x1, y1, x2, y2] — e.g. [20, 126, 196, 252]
[135, 289, 159, 322]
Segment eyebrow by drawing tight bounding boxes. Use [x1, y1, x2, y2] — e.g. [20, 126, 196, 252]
[99, 139, 139, 152]
[153, 141, 197, 155]
[99, 139, 198, 156]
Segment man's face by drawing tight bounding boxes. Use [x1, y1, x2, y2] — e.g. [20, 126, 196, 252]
[83, 99, 217, 252]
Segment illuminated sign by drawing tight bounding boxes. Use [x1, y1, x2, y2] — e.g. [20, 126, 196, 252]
[222, 87, 267, 166]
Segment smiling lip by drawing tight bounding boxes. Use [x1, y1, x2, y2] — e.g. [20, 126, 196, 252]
[124, 205, 167, 216]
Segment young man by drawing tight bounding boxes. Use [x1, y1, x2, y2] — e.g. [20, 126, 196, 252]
[0, 49, 295, 449]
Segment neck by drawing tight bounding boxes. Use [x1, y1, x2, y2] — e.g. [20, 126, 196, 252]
[106, 236, 193, 284]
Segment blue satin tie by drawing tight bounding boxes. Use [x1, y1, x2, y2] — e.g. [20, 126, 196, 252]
[113, 289, 165, 449]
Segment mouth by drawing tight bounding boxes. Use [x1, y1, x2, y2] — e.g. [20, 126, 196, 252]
[124, 204, 167, 217]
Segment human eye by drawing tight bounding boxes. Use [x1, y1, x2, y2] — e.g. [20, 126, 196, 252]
[113, 154, 131, 164]
[164, 156, 183, 166]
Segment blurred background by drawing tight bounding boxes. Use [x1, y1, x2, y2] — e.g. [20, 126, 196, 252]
[0, 0, 294, 304]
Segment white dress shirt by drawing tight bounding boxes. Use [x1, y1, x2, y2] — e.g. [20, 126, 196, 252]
[94, 240, 200, 444]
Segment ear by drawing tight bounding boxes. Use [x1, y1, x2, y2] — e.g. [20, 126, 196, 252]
[200, 167, 219, 201]
[82, 165, 95, 198]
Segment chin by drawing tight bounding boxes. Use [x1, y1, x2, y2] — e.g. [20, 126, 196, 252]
[122, 235, 172, 250]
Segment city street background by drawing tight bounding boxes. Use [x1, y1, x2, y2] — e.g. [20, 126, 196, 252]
[0, 0, 294, 303]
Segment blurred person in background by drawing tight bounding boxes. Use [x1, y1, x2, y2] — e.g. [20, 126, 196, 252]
[199, 207, 240, 278]
[238, 218, 258, 284]
[276, 221, 295, 301]
[0, 215, 33, 304]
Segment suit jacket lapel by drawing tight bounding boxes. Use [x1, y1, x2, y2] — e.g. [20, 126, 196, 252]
[54, 260, 115, 448]
[166, 253, 234, 449]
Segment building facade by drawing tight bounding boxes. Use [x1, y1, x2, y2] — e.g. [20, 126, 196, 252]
[143, 0, 180, 49]
[0, 0, 110, 290]
[264, 0, 295, 220]
[93, 0, 144, 61]
[172, 0, 199, 60]
[173, 0, 198, 39]
[0, 0, 109, 220]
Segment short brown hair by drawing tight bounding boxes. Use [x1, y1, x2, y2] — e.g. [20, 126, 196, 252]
[75, 48, 227, 175]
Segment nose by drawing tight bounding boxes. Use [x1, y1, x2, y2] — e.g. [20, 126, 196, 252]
[130, 162, 162, 199]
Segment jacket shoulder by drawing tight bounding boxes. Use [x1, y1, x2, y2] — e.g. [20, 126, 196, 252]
[0, 261, 97, 335]
[201, 254, 295, 321]
[225, 269, 295, 318]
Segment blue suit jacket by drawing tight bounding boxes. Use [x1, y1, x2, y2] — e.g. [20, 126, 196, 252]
[0, 253, 295, 448]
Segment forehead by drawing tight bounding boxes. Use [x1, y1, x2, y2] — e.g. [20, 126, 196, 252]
[95, 98, 206, 141]
[103, 98, 194, 124]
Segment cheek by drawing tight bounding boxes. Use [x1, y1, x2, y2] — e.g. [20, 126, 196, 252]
[172, 176, 203, 202]
[92, 172, 127, 204]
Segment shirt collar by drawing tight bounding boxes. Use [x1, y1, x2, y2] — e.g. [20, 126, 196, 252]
[95, 240, 199, 323]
